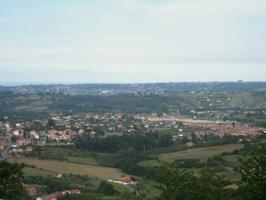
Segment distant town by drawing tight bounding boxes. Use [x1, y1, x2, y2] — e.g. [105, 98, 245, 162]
[1, 82, 266, 200]
[1, 113, 265, 156]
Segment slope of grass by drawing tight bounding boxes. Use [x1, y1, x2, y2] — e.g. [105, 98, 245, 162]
[24, 167, 56, 176]
[66, 156, 99, 166]
[159, 144, 244, 162]
[9, 157, 127, 180]
[137, 160, 161, 167]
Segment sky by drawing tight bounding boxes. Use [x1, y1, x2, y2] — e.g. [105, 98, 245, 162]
[0, 0, 266, 83]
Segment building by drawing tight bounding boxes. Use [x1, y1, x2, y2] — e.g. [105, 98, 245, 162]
[119, 176, 135, 184]
[30, 131, 40, 140]
[26, 186, 37, 197]
[36, 189, 81, 200]
[15, 138, 32, 146]
[108, 175, 138, 186]
[0, 139, 5, 151]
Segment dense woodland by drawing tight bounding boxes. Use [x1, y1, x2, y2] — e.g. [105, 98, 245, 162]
[74, 133, 173, 153]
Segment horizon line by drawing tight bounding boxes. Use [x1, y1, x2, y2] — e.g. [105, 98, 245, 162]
[1, 80, 266, 87]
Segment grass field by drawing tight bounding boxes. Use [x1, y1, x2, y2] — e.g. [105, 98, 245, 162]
[66, 156, 99, 166]
[137, 160, 161, 167]
[223, 154, 241, 165]
[159, 144, 244, 162]
[9, 157, 127, 180]
[24, 167, 56, 176]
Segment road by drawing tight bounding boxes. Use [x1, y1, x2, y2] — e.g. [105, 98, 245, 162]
[0, 127, 12, 161]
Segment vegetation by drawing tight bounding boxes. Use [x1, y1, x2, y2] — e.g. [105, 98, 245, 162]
[8, 157, 126, 180]
[238, 143, 266, 200]
[157, 166, 232, 200]
[74, 133, 173, 153]
[156, 142, 266, 200]
[3, 136, 266, 200]
[1, 84, 266, 199]
[1, 89, 266, 124]
[158, 144, 244, 162]
[0, 161, 30, 200]
[97, 181, 120, 196]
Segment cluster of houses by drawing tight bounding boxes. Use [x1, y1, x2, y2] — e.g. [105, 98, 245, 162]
[194, 123, 263, 137]
[135, 114, 265, 138]
[108, 175, 138, 186]
[0, 122, 6, 151]
[36, 189, 81, 200]
[23, 174, 137, 200]
[0, 114, 141, 154]
[2, 113, 264, 156]
[0, 122, 11, 158]
[0, 138, 5, 151]
[10, 129, 79, 154]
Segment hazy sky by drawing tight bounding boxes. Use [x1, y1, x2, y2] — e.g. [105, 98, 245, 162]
[0, 0, 266, 83]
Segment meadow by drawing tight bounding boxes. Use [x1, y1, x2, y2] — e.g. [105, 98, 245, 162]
[158, 143, 244, 162]
[9, 157, 126, 180]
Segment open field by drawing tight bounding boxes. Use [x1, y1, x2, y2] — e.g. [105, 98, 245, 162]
[159, 144, 244, 162]
[66, 156, 99, 166]
[24, 167, 56, 176]
[9, 157, 127, 180]
[137, 160, 162, 167]
[223, 154, 241, 165]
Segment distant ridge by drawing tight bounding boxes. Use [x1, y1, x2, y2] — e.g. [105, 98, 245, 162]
[1, 82, 266, 95]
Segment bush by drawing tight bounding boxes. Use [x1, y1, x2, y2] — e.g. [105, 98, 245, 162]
[174, 159, 203, 168]
[97, 181, 119, 196]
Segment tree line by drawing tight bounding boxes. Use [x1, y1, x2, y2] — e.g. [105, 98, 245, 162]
[1, 142, 266, 200]
[74, 133, 174, 153]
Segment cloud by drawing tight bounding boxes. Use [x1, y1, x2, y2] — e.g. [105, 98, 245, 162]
[0, 0, 266, 82]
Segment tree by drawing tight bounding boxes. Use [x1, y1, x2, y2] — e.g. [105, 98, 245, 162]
[0, 161, 30, 200]
[159, 134, 174, 147]
[157, 165, 198, 200]
[157, 165, 231, 200]
[238, 143, 266, 200]
[197, 169, 231, 200]
[47, 118, 56, 128]
[191, 132, 200, 144]
[119, 191, 152, 200]
[97, 181, 119, 196]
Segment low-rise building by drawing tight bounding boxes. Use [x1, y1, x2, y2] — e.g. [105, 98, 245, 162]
[0, 139, 5, 151]
[36, 189, 81, 200]
[15, 138, 32, 146]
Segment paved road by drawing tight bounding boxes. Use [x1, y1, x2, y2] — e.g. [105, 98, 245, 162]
[0, 128, 12, 161]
